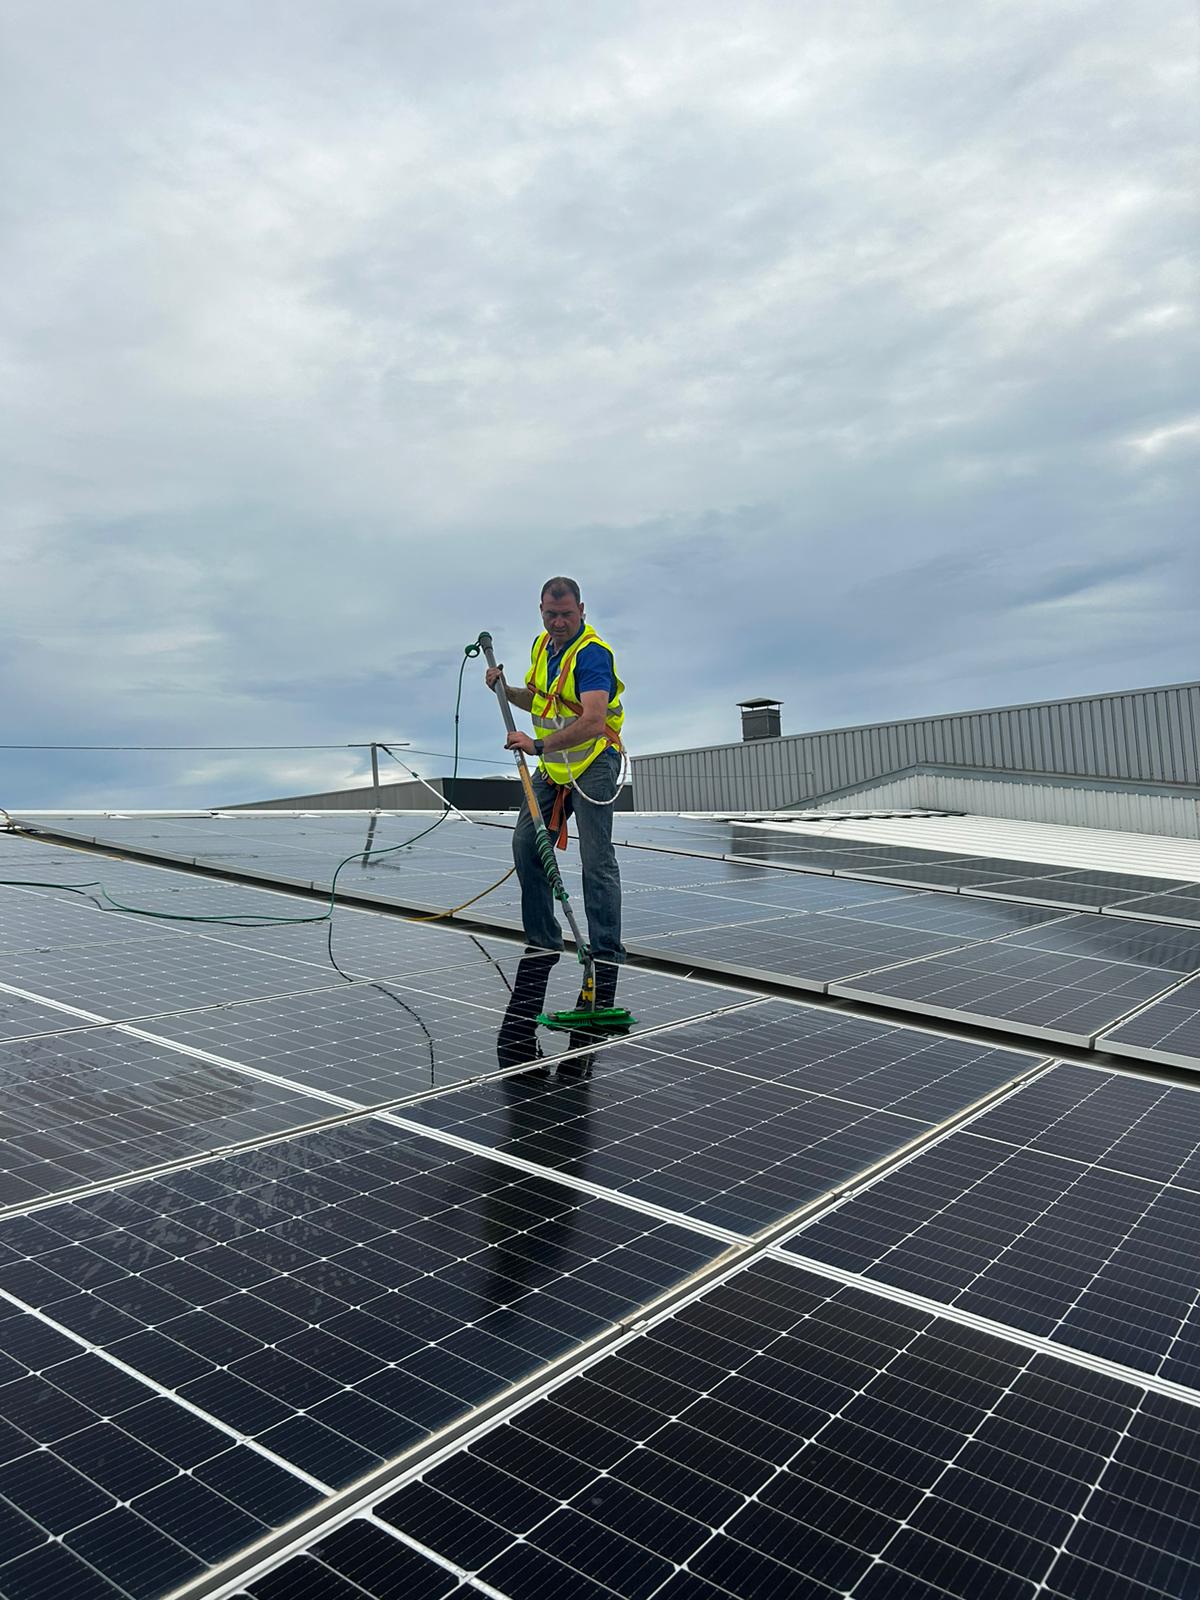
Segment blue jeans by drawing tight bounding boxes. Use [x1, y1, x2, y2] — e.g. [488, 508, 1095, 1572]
[512, 748, 624, 963]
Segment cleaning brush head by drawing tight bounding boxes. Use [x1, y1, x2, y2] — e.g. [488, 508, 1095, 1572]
[538, 1006, 635, 1033]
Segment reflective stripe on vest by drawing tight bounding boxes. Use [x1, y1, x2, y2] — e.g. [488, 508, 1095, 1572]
[525, 624, 625, 784]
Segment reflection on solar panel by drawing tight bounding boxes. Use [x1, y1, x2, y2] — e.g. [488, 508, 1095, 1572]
[0, 937, 368, 1023]
[631, 912, 976, 990]
[139, 985, 546, 1105]
[790, 1064, 1200, 1384]
[1099, 973, 1200, 1069]
[139, 958, 746, 1107]
[0, 1031, 338, 1206]
[400, 1007, 1035, 1233]
[832, 940, 1181, 1045]
[0, 1119, 723, 1489]
[1004, 913, 1200, 973]
[232, 1522, 462, 1597]
[238, 1257, 1200, 1600]
[0, 989, 92, 1044]
[632, 1000, 1040, 1120]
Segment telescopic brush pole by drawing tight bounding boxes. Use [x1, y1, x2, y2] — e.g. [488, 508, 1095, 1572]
[478, 633, 595, 990]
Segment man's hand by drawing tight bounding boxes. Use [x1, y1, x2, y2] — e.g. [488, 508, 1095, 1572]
[485, 665, 504, 690]
[506, 731, 536, 755]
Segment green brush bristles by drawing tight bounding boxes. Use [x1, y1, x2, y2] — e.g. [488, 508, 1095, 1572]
[538, 1007, 636, 1032]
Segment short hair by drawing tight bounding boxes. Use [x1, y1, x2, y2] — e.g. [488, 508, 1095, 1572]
[540, 576, 581, 604]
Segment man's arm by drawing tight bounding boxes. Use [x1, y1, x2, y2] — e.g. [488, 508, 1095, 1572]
[540, 689, 609, 752]
[484, 665, 535, 712]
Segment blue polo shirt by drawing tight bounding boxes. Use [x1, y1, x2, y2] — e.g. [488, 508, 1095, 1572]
[540, 627, 616, 700]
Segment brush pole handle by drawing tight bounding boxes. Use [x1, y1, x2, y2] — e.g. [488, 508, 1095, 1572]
[478, 634, 520, 739]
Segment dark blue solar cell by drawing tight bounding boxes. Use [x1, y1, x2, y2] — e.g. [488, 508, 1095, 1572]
[297, 1519, 461, 1599]
[0, 1536, 129, 1600]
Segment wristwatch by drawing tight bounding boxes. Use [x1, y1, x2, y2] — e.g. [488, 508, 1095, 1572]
[532, 739, 545, 757]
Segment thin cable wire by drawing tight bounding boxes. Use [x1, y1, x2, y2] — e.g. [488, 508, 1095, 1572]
[0, 741, 504, 765]
[0, 742, 411, 752]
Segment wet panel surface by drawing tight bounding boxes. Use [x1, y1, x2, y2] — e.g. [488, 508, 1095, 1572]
[0, 1119, 723, 1489]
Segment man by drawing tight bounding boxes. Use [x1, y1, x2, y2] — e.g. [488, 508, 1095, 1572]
[485, 577, 625, 992]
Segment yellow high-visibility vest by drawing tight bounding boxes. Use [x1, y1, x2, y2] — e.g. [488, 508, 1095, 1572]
[525, 624, 625, 784]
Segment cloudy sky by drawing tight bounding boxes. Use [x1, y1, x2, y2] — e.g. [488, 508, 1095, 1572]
[3, 0, 1196, 808]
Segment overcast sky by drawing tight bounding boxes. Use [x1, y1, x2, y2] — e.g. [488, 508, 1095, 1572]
[3, 0, 1196, 808]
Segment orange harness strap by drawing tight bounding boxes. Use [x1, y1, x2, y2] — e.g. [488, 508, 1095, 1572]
[547, 782, 570, 850]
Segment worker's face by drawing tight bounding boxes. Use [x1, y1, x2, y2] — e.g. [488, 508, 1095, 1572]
[540, 590, 584, 647]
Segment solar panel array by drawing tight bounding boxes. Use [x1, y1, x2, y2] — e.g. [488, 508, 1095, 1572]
[231, 1259, 1200, 1600]
[3, 817, 1200, 1597]
[18, 811, 1200, 1055]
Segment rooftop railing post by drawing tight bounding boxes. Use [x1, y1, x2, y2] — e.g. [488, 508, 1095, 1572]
[370, 742, 380, 811]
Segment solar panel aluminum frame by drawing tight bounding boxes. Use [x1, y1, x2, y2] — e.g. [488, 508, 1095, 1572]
[827, 967, 1167, 1049]
[1103, 895, 1200, 929]
[1095, 977, 1200, 1073]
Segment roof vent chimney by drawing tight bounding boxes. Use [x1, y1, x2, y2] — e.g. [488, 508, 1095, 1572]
[738, 698, 782, 741]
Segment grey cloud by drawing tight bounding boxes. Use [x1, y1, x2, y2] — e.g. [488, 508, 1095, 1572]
[1, 0, 1196, 806]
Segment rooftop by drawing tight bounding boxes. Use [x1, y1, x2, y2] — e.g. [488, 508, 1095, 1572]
[1, 804, 1199, 1599]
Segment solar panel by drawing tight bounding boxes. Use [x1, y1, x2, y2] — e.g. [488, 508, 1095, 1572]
[0, 887, 179, 957]
[21, 821, 1197, 1031]
[137, 957, 747, 1108]
[1, 880, 503, 997]
[789, 1063, 1200, 1383]
[820, 893, 1067, 940]
[629, 913, 977, 992]
[630, 999, 1042, 1121]
[0, 936, 375, 1023]
[971, 877, 1122, 910]
[1098, 973, 1200, 1070]
[1109, 893, 1200, 928]
[398, 1006, 1034, 1234]
[1050, 870, 1193, 895]
[846, 862, 1027, 890]
[372, 940, 750, 1024]
[9, 814, 1200, 1600]
[185, 915, 510, 981]
[0, 1118, 724, 1490]
[0, 989, 97, 1045]
[0, 1299, 319, 1600]
[731, 847, 911, 872]
[832, 940, 1181, 1046]
[138, 984, 559, 1105]
[232, 1521, 463, 1597]
[713, 874, 919, 909]
[1002, 913, 1200, 974]
[621, 891, 807, 938]
[231, 1256, 1200, 1600]
[0, 1029, 343, 1207]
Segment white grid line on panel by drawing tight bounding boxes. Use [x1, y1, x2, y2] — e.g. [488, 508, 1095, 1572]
[774, 1252, 1200, 1408]
[0, 1282, 332, 1495]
